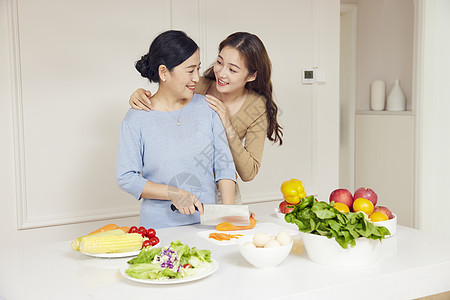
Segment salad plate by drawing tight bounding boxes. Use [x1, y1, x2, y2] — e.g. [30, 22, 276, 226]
[81, 242, 160, 258]
[120, 259, 219, 284]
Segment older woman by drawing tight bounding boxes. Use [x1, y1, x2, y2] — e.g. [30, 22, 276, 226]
[116, 30, 236, 229]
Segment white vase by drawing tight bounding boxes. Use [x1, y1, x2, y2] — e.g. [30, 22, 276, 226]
[370, 80, 386, 111]
[386, 79, 406, 111]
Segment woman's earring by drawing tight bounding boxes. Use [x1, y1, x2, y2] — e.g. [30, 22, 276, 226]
[162, 78, 166, 82]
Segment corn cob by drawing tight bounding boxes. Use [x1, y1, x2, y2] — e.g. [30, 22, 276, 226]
[79, 233, 143, 254]
[71, 229, 125, 251]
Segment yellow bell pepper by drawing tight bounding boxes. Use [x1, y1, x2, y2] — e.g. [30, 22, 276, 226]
[280, 179, 306, 205]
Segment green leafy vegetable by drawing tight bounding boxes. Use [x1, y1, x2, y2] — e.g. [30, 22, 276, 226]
[189, 247, 211, 263]
[168, 240, 211, 266]
[285, 196, 390, 249]
[125, 263, 162, 279]
[127, 246, 161, 265]
[170, 240, 190, 265]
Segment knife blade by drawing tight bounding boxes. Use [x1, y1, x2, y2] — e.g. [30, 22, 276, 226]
[170, 204, 250, 226]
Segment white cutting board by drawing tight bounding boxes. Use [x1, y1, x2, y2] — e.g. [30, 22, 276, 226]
[197, 222, 299, 246]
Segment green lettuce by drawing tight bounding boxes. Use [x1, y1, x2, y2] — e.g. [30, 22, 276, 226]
[169, 240, 212, 266]
[285, 196, 390, 249]
[127, 246, 161, 265]
[125, 263, 162, 279]
[189, 247, 212, 263]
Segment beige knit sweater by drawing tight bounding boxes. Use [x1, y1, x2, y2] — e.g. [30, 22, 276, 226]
[195, 77, 268, 182]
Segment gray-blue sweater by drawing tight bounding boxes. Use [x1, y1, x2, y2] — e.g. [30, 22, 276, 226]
[116, 93, 236, 228]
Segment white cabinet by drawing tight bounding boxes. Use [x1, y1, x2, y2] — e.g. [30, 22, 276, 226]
[355, 112, 414, 227]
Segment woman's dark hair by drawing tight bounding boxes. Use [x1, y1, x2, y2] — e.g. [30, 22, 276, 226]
[135, 30, 198, 83]
[203, 32, 283, 145]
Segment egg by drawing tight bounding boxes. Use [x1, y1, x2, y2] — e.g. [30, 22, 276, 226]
[276, 231, 292, 246]
[264, 239, 281, 248]
[253, 233, 271, 247]
[243, 241, 256, 248]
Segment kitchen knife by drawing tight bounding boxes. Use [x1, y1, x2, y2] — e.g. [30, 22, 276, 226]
[170, 204, 250, 226]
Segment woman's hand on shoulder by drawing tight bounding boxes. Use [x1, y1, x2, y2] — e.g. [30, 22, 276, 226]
[205, 94, 232, 128]
[206, 94, 237, 140]
[130, 88, 153, 111]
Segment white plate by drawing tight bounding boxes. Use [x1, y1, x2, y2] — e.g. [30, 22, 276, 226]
[120, 259, 219, 284]
[197, 222, 298, 246]
[81, 242, 160, 258]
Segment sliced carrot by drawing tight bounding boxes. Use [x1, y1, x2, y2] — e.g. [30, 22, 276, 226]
[208, 233, 244, 241]
[216, 216, 256, 231]
[232, 234, 243, 239]
[89, 224, 118, 235]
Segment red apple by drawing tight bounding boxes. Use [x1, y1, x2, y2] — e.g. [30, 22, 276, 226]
[279, 201, 294, 214]
[354, 187, 378, 206]
[329, 189, 354, 209]
[373, 206, 394, 219]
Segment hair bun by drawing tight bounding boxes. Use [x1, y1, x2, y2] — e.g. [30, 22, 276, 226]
[135, 54, 157, 81]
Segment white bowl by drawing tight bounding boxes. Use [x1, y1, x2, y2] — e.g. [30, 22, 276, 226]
[372, 213, 397, 237]
[274, 207, 286, 220]
[237, 235, 293, 268]
[300, 232, 382, 267]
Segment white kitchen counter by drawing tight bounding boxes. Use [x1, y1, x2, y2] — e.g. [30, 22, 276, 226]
[1, 201, 449, 300]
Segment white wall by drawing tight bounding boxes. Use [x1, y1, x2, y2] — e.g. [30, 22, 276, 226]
[416, 0, 450, 237]
[339, 4, 356, 191]
[0, 0, 340, 248]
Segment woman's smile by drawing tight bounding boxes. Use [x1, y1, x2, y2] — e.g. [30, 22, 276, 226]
[217, 78, 228, 86]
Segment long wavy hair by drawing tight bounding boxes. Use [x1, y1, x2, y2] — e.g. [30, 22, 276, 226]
[203, 32, 283, 145]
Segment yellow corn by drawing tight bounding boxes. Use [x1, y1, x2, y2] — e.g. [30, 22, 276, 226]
[79, 233, 143, 254]
[71, 229, 125, 251]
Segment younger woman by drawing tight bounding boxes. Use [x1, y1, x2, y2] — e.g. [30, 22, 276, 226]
[116, 30, 236, 229]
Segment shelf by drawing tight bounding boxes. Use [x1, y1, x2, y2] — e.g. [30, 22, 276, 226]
[356, 110, 415, 116]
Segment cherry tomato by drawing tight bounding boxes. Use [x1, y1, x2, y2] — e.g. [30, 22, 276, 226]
[129, 226, 138, 233]
[142, 240, 152, 248]
[146, 228, 156, 238]
[149, 236, 159, 246]
[138, 226, 147, 237]
[183, 264, 192, 268]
